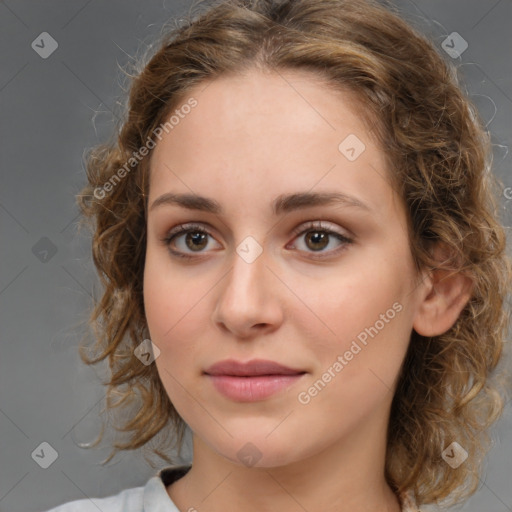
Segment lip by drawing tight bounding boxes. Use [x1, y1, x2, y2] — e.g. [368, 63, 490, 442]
[205, 359, 305, 376]
[204, 359, 307, 402]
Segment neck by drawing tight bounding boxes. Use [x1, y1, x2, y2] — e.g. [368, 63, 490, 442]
[167, 405, 402, 512]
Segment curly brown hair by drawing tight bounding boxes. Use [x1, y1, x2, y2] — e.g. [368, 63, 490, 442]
[76, 0, 512, 508]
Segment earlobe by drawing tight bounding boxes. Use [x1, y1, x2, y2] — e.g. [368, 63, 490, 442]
[413, 245, 474, 337]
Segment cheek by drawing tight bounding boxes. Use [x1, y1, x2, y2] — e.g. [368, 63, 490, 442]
[144, 245, 200, 337]
[143, 265, 209, 419]
[296, 257, 404, 341]
[295, 257, 412, 393]
[143, 252, 212, 376]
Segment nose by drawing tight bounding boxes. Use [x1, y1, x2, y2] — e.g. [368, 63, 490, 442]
[211, 245, 284, 339]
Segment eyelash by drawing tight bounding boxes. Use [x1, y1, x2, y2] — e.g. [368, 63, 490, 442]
[162, 221, 353, 260]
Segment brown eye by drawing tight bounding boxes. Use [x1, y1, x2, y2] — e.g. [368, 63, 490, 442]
[289, 221, 353, 258]
[163, 223, 221, 259]
[304, 231, 330, 251]
[184, 231, 209, 251]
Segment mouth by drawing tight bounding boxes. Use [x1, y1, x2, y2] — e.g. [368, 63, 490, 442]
[204, 359, 307, 402]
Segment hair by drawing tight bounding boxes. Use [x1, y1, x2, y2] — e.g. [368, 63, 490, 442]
[76, 0, 512, 508]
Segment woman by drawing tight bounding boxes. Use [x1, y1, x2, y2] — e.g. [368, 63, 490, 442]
[45, 0, 511, 511]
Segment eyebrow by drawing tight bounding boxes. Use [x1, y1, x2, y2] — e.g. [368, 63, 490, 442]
[149, 191, 372, 215]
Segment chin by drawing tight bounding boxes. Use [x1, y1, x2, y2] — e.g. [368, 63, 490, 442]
[198, 424, 318, 469]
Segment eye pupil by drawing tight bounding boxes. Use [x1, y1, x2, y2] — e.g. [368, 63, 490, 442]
[186, 232, 208, 251]
[306, 231, 329, 251]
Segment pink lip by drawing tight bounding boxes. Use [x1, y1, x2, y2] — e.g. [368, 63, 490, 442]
[204, 359, 306, 402]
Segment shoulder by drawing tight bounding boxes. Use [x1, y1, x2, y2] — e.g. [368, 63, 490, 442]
[43, 485, 145, 512]
[41, 465, 191, 512]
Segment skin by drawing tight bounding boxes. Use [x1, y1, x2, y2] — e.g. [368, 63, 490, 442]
[143, 68, 473, 512]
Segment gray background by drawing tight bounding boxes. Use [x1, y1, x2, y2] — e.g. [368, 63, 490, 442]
[0, 1, 511, 511]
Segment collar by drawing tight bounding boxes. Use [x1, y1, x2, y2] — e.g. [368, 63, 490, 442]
[143, 465, 191, 512]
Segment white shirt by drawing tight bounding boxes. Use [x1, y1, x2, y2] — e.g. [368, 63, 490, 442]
[43, 466, 189, 512]
[43, 465, 420, 511]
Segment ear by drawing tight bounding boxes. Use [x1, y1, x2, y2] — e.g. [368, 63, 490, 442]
[413, 243, 474, 337]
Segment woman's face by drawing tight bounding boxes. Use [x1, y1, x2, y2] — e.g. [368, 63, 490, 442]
[143, 69, 428, 468]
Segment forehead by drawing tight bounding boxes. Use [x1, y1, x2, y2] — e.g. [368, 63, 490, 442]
[147, 68, 402, 224]
[173, 68, 372, 140]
